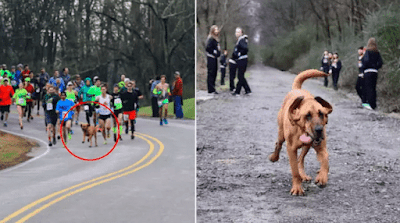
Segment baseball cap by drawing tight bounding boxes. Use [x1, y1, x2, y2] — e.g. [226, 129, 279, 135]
[25, 77, 31, 82]
[3, 78, 8, 82]
[124, 78, 130, 83]
[67, 81, 73, 86]
[93, 76, 99, 82]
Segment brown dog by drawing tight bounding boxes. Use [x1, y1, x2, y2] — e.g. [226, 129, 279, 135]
[80, 123, 98, 147]
[269, 69, 333, 196]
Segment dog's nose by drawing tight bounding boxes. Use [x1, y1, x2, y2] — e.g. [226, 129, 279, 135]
[315, 125, 323, 135]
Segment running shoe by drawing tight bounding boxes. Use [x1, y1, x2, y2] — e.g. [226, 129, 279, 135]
[20, 125, 23, 130]
[104, 141, 107, 145]
[30, 116, 33, 120]
[27, 118, 30, 123]
[231, 92, 240, 97]
[71, 130, 74, 135]
[49, 141, 52, 147]
[362, 103, 373, 110]
[4, 123, 7, 127]
[245, 92, 252, 95]
[163, 119, 168, 125]
[131, 134, 134, 140]
[37, 111, 39, 116]
[57, 135, 61, 140]
[0, 114, 3, 120]
[53, 137, 57, 145]
[68, 132, 72, 140]
[75, 120, 78, 125]
[160, 120, 163, 126]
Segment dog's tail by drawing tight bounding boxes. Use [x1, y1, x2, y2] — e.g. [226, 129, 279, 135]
[292, 69, 328, 90]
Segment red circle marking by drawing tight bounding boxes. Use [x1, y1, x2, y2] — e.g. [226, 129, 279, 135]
[60, 101, 120, 161]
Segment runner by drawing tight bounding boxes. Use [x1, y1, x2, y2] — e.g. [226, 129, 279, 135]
[78, 77, 94, 125]
[56, 91, 75, 145]
[12, 82, 28, 129]
[21, 65, 30, 83]
[95, 85, 113, 144]
[24, 77, 35, 122]
[42, 86, 60, 146]
[0, 78, 15, 127]
[121, 81, 139, 139]
[37, 68, 50, 115]
[111, 84, 124, 142]
[87, 77, 102, 127]
[66, 82, 78, 134]
[9, 66, 18, 92]
[153, 75, 171, 126]
[14, 64, 23, 91]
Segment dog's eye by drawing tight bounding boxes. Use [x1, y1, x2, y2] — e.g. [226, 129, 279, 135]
[319, 111, 324, 119]
[306, 113, 312, 120]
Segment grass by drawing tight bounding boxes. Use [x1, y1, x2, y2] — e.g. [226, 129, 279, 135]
[0, 131, 39, 170]
[137, 98, 195, 120]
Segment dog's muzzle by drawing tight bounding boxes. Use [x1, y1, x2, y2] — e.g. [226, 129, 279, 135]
[312, 125, 324, 146]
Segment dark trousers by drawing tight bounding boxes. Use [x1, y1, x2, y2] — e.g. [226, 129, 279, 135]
[332, 72, 340, 90]
[323, 67, 329, 87]
[151, 97, 159, 117]
[174, 96, 183, 118]
[220, 67, 226, 85]
[355, 76, 365, 103]
[229, 62, 237, 91]
[207, 57, 218, 93]
[235, 59, 251, 94]
[25, 101, 33, 118]
[363, 72, 378, 109]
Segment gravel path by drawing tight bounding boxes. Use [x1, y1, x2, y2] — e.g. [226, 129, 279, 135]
[197, 65, 400, 223]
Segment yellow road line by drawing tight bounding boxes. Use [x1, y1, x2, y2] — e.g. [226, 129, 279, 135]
[15, 133, 164, 223]
[0, 133, 157, 223]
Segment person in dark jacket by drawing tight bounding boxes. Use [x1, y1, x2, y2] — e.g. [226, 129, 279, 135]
[220, 50, 228, 85]
[361, 38, 383, 110]
[329, 53, 342, 91]
[320, 50, 330, 87]
[206, 25, 221, 94]
[37, 68, 50, 115]
[232, 27, 251, 96]
[355, 47, 365, 104]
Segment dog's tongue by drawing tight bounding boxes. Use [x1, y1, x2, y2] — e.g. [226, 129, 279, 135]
[300, 134, 312, 143]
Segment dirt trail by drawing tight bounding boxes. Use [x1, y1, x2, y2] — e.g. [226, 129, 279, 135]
[197, 65, 400, 223]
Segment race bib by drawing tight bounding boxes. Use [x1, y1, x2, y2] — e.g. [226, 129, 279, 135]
[47, 103, 53, 111]
[11, 80, 16, 86]
[18, 98, 24, 104]
[114, 98, 122, 105]
[27, 93, 31, 97]
[62, 111, 67, 119]
[358, 62, 362, 68]
[124, 114, 129, 121]
[36, 88, 40, 93]
[157, 100, 162, 107]
[84, 105, 89, 111]
[323, 59, 328, 63]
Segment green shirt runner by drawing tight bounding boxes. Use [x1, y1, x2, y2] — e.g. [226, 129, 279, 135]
[13, 88, 28, 106]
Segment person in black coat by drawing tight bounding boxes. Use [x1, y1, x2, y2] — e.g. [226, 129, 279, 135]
[232, 27, 251, 96]
[320, 50, 330, 87]
[220, 50, 227, 85]
[355, 46, 365, 104]
[206, 25, 221, 94]
[361, 38, 383, 110]
[329, 53, 342, 91]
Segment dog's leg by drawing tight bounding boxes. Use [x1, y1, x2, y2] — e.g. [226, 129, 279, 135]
[269, 119, 285, 162]
[314, 145, 329, 187]
[82, 134, 85, 144]
[298, 145, 312, 182]
[287, 145, 304, 195]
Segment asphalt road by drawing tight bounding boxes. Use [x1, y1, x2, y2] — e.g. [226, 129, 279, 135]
[197, 65, 400, 222]
[0, 107, 195, 223]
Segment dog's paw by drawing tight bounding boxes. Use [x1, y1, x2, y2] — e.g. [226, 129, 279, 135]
[290, 184, 305, 196]
[315, 172, 328, 188]
[268, 154, 279, 162]
[82, 141, 84, 144]
[300, 174, 312, 182]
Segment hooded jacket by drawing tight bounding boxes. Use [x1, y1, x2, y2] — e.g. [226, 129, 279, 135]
[231, 35, 248, 62]
[78, 77, 93, 102]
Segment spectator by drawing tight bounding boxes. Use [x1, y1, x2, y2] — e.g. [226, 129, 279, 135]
[206, 25, 221, 94]
[15, 64, 23, 89]
[356, 46, 365, 105]
[361, 37, 383, 110]
[321, 50, 330, 87]
[232, 27, 251, 96]
[73, 74, 85, 93]
[172, 71, 183, 119]
[220, 50, 228, 85]
[118, 74, 126, 89]
[329, 52, 342, 91]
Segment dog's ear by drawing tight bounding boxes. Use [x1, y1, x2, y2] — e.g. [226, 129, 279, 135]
[315, 96, 333, 114]
[289, 96, 304, 125]
[80, 123, 82, 127]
